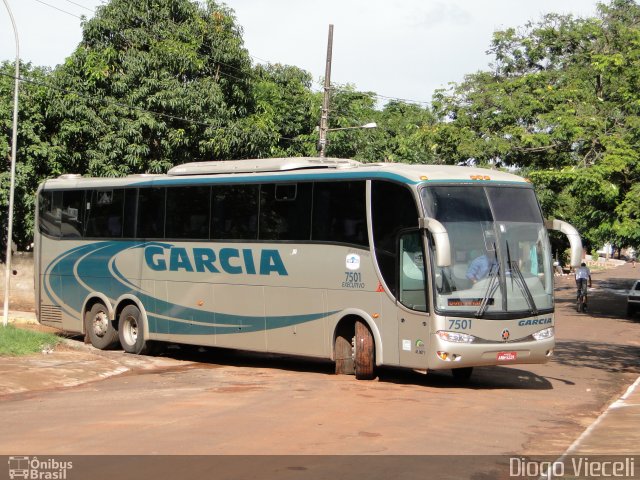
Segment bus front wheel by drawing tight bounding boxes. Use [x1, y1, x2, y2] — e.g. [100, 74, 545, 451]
[354, 320, 376, 380]
[85, 303, 119, 350]
[118, 305, 152, 355]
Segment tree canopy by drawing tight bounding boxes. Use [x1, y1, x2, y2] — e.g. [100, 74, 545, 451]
[427, 0, 640, 253]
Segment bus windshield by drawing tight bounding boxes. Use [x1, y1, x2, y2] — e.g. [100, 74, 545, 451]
[421, 185, 553, 318]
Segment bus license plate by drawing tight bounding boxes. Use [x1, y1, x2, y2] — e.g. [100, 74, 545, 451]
[497, 351, 517, 361]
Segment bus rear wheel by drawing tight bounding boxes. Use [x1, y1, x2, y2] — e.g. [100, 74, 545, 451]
[334, 333, 355, 375]
[85, 303, 119, 350]
[118, 305, 152, 355]
[354, 320, 376, 380]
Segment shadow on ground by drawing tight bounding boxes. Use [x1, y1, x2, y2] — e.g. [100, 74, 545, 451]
[130, 341, 554, 391]
[552, 340, 640, 374]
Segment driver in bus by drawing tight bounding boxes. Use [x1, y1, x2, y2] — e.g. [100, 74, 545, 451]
[466, 249, 492, 284]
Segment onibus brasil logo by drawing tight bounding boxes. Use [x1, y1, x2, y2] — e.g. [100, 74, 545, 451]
[8, 456, 72, 479]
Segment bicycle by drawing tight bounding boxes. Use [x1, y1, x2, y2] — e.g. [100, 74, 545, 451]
[576, 279, 589, 313]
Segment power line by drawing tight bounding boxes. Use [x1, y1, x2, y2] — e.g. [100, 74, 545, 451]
[32, 0, 83, 19]
[62, 0, 94, 13]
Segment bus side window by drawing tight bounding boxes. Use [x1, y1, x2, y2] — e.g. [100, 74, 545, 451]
[137, 188, 166, 239]
[312, 181, 367, 246]
[371, 180, 421, 298]
[85, 189, 124, 238]
[38, 190, 62, 238]
[211, 185, 259, 240]
[165, 186, 211, 239]
[260, 183, 312, 241]
[399, 231, 427, 312]
[61, 190, 85, 238]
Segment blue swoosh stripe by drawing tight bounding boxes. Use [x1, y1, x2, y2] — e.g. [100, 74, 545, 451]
[45, 241, 339, 335]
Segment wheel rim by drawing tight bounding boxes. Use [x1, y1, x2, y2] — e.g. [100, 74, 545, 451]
[124, 315, 138, 346]
[92, 311, 109, 338]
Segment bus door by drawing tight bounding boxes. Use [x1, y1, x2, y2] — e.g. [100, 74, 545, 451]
[397, 230, 430, 368]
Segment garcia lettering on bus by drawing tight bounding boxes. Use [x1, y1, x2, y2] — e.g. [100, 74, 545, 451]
[517, 317, 552, 326]
[144, 245, 288, 276]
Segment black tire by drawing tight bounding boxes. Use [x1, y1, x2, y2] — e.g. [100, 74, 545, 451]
[334, 332, 355, 375]
[452, 367, 473, 381]
[118, 304, 151, 355]
[85, 303, 119, 350]
[354, 319, 376, 380]
[628, 304, 635, 318]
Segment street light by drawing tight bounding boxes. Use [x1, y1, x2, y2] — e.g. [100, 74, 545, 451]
[327, 122, 377, 132]
[2, 0, 19, 327]
[317, 122, 377, 158]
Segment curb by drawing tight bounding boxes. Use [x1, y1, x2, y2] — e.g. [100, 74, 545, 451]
[7, 316, 38, 325]
[553, 375, 640, 461]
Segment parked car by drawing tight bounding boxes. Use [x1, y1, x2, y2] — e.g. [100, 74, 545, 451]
[627, 280, 640, 317]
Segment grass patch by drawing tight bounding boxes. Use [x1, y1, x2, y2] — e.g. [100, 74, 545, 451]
[0, 325, 61, 356]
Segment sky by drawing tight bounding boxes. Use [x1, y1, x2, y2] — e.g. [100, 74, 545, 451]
[0, 0, 600, 105]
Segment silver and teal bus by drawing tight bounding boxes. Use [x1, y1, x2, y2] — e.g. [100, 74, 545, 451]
[34, 158, 582, 380]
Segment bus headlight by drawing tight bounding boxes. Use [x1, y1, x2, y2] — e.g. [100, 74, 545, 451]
[437, 330, 476, 343]
[532, 327, 554, 341]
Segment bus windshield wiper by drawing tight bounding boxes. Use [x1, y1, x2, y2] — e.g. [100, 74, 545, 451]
[506, 242, 538, 316]
[475, 246, 500, 318]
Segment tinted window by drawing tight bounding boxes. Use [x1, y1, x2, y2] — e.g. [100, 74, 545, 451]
[260, 183, 312, 241]
[38, 190, 85, 238]
[212, 185, 258, 240]
[166, 186, 211, 239]
[38, 190, 60, 237]
[137, 188, 165, 238]
[422, 186, 492, 223]
[312, 181, 368, 246]
[371, 181, 420, 295]
[123, 189, 137, 238]
[487, 187, 542, 223]
[61, 190, 85, 238]
[85, 189, 125, 238]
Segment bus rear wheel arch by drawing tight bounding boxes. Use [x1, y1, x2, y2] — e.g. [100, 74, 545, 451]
[84, 301, 119, 350]
[118, 304, 153, 355]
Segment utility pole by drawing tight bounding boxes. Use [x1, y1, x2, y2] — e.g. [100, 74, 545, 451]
[2, 0, 19, 327]
[318, 24, 333, 159]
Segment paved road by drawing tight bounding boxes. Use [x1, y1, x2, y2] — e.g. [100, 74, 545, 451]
[0, 265, 638, 457]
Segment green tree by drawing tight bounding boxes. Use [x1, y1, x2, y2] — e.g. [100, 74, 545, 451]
[46, 0, 268, 177]
[252, 63, 319, 157]
[430, 0, 640, 251]
[0, 62, 54, 248]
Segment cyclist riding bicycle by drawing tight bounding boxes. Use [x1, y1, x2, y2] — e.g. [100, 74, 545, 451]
[575, 262, 592, 311]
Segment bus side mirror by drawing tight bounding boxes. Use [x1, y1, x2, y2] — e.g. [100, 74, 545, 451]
[419, 217, 451, 267]
[545, 219, 583, 268]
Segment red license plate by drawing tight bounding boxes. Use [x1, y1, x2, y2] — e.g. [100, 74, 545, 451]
[497, 351, 517, 361]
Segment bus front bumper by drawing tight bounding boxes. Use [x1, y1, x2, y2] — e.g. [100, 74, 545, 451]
[427, 335, 555, 370]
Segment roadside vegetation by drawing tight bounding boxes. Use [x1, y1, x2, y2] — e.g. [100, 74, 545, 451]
[0, 325, 61, 356]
